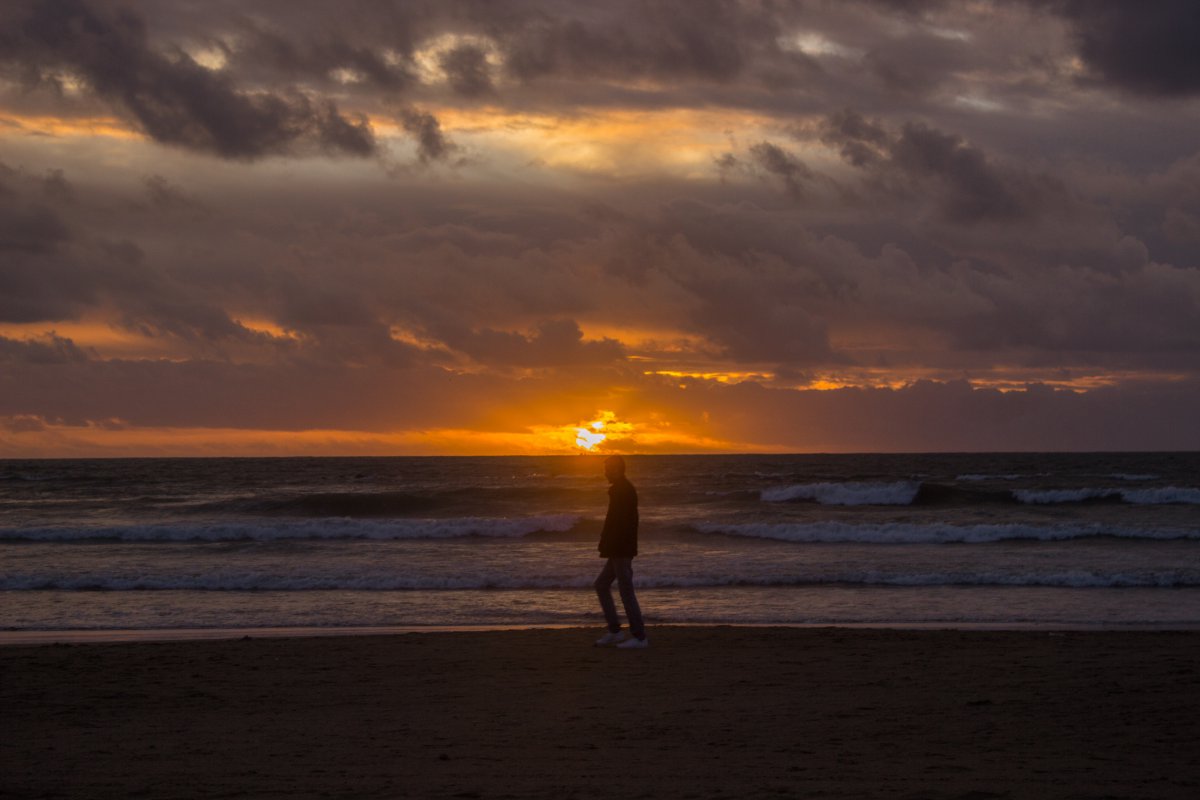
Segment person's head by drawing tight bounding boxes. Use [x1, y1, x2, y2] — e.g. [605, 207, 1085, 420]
[603, 454, 626, 483]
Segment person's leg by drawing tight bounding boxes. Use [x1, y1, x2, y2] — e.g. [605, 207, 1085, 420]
[593, 559, 621, 633]
[613, 557, 645, 640]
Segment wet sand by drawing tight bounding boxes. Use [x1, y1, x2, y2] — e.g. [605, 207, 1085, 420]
[2, 627, 1199, 799]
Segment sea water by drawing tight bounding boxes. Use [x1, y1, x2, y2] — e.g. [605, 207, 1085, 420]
[2, 453, 1199, 632]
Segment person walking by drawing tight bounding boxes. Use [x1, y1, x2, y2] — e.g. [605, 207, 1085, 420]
[593, 455, 648, 648]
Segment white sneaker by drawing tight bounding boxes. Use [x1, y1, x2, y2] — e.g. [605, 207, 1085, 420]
[616, 635, 648, 649]
[595, 630, 629, 646]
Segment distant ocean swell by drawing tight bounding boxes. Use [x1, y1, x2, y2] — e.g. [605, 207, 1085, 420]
[0, 515, 581, 542]
[1013, 487, 1200, 504]
[6, 571, 1198, 591]
[5, 518, 1196, 545]
[759, 481, 1200, 506]
[695, 521, 1200, 544]
[199, 486, 598, 517]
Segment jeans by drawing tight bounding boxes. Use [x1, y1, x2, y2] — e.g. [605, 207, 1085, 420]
[594, 557, 645, 639]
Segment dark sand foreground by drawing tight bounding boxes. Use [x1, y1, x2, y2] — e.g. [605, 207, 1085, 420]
[3, 627, 1199, 799]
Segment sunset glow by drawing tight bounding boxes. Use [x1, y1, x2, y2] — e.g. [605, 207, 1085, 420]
[2, 0, 1199, 455]
[575, 425, 606, 452]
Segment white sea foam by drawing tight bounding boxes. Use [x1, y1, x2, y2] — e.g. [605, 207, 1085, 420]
[1109, 473, 1159, 481]
[695, 520, 1200, 545]
[1014, 487, 1200, 505]
[1120, 487, 1200, 504]
[0, 515, 581, 542]
[761, 481, 921, 505]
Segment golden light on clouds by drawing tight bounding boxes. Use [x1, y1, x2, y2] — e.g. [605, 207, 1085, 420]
[645, 369, 775, 385]
[410, 33, 504, 86]
[0, 320, 178, 360]
[232, 317, 297, 341]
[408, 106, 780, 178]
[0, 113, 143, 140]
[574, 420, 606, 451]
[0, 409, 759, 458]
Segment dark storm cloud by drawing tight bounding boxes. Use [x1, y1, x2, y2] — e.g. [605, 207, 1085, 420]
[229, 17, 413, 91]
[0, 333, 92, 364]
[440, 44, 493, 97]
[0, 199, 69, 253]
[0, 0, 378, 158]
[0, 162, 283, 343]
[820, 113, 1029, 224]
[657, 377, 1200, 452]
[0, 167, 81, 321]
[1048, 0, 1200, 96]
[747, 142, 812, 200]
[621, 191, 1200, 368]
[498, 0, 778, 84]
[398, 107, 457, 163]
[864, 29, 973, 96]
[820, 109, 888, 167]
[0, 356, 493, 431]
[2, 0, 1199, 452]
[40, 168, 73, 202]
[890, 123, 1025, 223]
[434, 319, 625, 368]
[141, 174, 203, 212]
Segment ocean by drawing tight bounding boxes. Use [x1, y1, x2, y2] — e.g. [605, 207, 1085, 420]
[2, 453, 1199, 633]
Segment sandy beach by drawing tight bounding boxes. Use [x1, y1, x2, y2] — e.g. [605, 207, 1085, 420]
[2, 627, 1199, 799]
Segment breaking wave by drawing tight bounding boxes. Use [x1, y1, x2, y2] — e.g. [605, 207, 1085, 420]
[1014, 487, 1200, 505]
[694, 520, 1200, 545]
[761, 481, 921, 506]
[760, 481, 1200, 507]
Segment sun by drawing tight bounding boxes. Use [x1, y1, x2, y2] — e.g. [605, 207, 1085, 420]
[575, 419, 607, 450]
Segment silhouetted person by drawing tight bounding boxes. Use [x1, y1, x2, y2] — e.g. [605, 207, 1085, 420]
[593, 454, 647, 648]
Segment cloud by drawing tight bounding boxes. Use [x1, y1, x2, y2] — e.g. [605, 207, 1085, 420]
[435, 319, 625, 368]
[2, 0, 1199, 453]
[748, 142, 812, 200]
[0, 0, 378, 158]
[820, 113, 1030, 223]
[864, 29, 973, 95]
[230, 16, 414, 91]
[683, 378, 1200, 452]
[890, 122, 1025, 223]
[0, 333, 92, 364]
[499, 0, 775, 83]
[141, 174, 202, 212]
[1049, 0, 1200, 96]
[440, 44, 493, 97]
[820, 109, 889, 167]
[0, 199, 69, 253]
[398, 106, 457, 163]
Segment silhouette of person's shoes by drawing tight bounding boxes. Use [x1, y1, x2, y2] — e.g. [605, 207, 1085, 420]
[595, 630, 629, 646]
[616, 636, 648, 649]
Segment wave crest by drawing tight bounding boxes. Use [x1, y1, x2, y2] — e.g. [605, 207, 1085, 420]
[1014, 487, 1200, 505]
[761, 481, 921, 506]
[695, 521, 1199, 545]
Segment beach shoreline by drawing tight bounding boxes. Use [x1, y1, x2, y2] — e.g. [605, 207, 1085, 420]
[5, 619, 1200, 647]
[4, 626, 1198, 798]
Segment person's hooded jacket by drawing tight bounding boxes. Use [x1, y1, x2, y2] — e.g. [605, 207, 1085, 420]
[598, 476, 638, 558]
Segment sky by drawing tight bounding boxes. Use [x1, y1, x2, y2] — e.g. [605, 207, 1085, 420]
[2, 0, 1199, 456]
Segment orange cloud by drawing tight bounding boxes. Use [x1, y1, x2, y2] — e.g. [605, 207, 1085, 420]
[375, 105, 783, 177]
[0, 411, 762, 458]
[0, 113, 142, 140]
